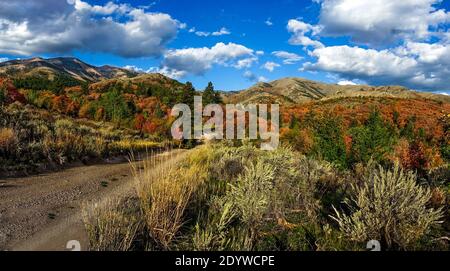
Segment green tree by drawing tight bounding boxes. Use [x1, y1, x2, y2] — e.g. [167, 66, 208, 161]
[313, 115, 348, 168]
[350, 111, 396, 164]
[81, 82, 89, 95]
[181, 81, 196, 106]
[213, 87, 223, 104]
[136, 82, 147, 96]
[202, 82, 222, 105]
[100, 87, 132, 123]
[400, 115, 417, 140]
[13, 75, 81, 94]
[202, 82, 215, 105]
[155, 103, 165, 118]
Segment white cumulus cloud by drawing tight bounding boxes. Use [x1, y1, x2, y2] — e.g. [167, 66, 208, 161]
[262, 61, 281, 72]
[212, 27, 231, 36]
[272, 51, 303, 64]
[193, 27, 231, 37]
[304, 43, 450, 90]
[234, 57, 258, 69]
[0, 0, 182, 57]
[244, 71, 268, 82]
[161, 42, 257, 77]
[317, 0, 450, 45]
[287, 19, 324, 48]
[288, 0, 450, 91]
[123, 65, 146, 73]
[337, 80, 357, 86]
[305, 46, 418, 77]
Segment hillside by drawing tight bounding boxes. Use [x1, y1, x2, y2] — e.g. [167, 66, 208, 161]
[0, 57, 139, 82]
[225, 77, 450, 105]
[88, 73, 185, 93]
[0, 65, 195, 144]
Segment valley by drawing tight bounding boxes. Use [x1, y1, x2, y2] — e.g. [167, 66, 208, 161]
[0, 56, 448, 251]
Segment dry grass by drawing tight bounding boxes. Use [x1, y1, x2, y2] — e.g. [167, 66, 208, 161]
[131, 149, 206, 250]
[82, 149, 190, 251]
[0, 127, 16, 151]
[110, 140, 161, 152]
[82, 197, 141, 251]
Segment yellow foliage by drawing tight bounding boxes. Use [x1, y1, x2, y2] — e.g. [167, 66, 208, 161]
[0, 128, 16, 151]
[110, 140, 160, 152]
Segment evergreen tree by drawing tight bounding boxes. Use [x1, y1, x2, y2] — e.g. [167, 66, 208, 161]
[401, 116, 417, 140]
[100, 87, 132, 123]
[181, 81, 196, 106]
[202, 82, 215, 105]
[202, 82, 222, 105]
[313, 115, 348, 169]
[155, 103, 165, 118]
[214, 88, 223, 104]
[350, 110, 397, 164]
[81, 82, 89, 95]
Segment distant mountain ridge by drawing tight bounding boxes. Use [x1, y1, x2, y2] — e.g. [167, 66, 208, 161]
[0, 57, 139, 82]
[1, 57, 449, 105]
[225, 77, 450, 105]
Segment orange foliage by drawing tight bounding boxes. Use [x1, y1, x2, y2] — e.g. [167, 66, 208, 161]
[66, 100, 80, 116]
[52, 95, 69, 113]
[391, 140, 440, 171]
[143, 120, 159, 134]
[134, 114, 146, 131]
[280, 127, 314, 153]
[344, 135, 352, 154]
[0, 78, 26, 104]
[95, 107, 105, 121]
[87, 93, 101, 101]
[283, 97, 450, 144]
[79, 103, 91, 119]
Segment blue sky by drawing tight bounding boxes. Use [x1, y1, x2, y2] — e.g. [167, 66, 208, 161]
[0, 0, 449, 93]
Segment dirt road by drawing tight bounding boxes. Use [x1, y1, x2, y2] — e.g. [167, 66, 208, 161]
[0, 150, 185, 251]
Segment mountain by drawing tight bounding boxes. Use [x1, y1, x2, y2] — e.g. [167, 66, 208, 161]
[88, 73, 186, 93]
[0, 57, 139, 82]
[225, 77, 450, 105]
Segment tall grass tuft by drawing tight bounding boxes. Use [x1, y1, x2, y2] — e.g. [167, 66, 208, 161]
[132, 150, 206, 250]
[0, 127, 16, 152]
[82, 197, 141, 251]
